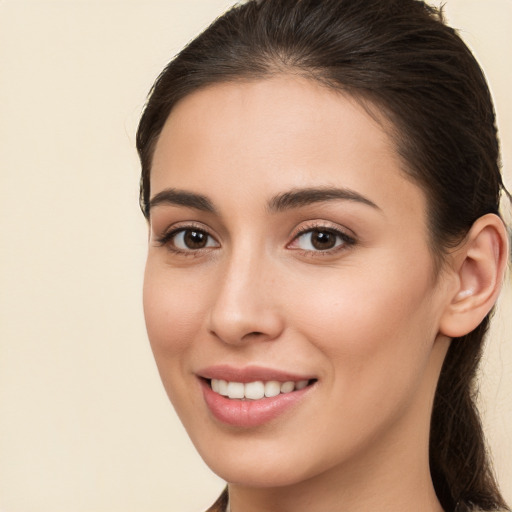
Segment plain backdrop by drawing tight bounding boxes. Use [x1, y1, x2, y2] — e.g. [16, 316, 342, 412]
[0, 1, 511, 511]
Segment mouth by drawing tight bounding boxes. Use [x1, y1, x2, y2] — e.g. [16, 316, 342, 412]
[197, 367, 317, 427]
[205, 377, 316, 400]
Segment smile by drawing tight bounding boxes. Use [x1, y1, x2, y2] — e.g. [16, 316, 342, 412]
[199, 368, 317, 427]
[210, 378, 310, 400]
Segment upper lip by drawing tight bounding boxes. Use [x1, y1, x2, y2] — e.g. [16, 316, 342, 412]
[197, 364, 315, 383]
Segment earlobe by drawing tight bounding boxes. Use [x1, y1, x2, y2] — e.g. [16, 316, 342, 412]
[439, 213, 509, 338]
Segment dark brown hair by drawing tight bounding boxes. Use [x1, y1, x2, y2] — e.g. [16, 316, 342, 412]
[136, 1, 509, 510]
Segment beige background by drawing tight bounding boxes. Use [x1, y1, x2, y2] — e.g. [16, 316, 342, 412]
[0, 1, 510, 511]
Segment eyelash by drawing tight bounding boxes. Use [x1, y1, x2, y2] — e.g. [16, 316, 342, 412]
[288, 223, 356, 256]
[156, 224, 218, 257]
[156, 223, 356, 257]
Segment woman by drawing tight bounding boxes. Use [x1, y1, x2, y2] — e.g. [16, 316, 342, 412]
[137, 0, 510, 511]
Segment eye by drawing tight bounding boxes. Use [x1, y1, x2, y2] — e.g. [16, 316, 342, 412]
[158, 227, 219, 252]
[289, 227, 355, 253]
[174, 228, 217, 250]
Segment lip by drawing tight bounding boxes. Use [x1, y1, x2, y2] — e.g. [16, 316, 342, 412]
[197, 364, 315, 383]
[197, 365, 317, 428]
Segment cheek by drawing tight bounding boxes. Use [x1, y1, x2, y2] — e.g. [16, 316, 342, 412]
[143, 262, 206, 359]
[287, 258, 439, 390]
[282, 269, 440, 458]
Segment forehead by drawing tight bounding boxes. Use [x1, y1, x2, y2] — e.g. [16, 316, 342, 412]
[154, 76, 394, 171]
[150, 76, 426, 224]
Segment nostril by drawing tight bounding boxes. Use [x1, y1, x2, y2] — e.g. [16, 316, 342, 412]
[243, 331, 265, 340]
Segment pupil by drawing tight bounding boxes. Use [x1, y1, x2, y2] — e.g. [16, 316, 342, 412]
[184, 230, 207, 249]
[312, 230, 335, 250]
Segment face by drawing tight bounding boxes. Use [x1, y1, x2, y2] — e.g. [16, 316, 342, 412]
[144, 77, 451, 488]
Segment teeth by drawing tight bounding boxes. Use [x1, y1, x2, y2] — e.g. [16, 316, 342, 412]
[227, 381, 244, 399]
[280, 381, 295, 393]
[245, 381, 265, 400]
[218, 379, 228, 396]
[265, 381, 281, 397]
[210, 378, 311, 400]
[296, 380, 308, 390]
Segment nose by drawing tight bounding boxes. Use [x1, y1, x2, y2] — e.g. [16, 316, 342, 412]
[207, 251, 285, 345]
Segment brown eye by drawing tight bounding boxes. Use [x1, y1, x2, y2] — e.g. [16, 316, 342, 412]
[183, 230, 208, 249]
[171, 228, 218, 251]
[309, 229, 337, 250]
[290, 226, 355, 253]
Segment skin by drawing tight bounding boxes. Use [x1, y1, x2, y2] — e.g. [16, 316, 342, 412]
[143, 76, 463, 512]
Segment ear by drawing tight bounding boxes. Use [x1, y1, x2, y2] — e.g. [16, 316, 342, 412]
[439, 213, 509, 338]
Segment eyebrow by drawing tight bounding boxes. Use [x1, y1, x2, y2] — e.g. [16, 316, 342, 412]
[267, 187, 380, 212]
[148, 188, 216, 213]
[148, 186, 380, 216]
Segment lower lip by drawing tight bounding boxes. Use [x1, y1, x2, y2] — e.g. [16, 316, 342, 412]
[200, 379, 314, 428]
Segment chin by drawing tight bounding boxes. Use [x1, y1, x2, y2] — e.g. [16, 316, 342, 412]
[206, 459, 309, 488]
[193, 434, 345, 490]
